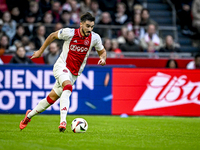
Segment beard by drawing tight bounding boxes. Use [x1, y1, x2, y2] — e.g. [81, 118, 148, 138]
[82, 28, 90, 37]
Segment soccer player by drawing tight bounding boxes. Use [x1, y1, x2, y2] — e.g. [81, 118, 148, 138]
[19, 12, 107, 132]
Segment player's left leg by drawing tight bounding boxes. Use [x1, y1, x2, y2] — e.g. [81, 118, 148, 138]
[19, 81, 62, 130]
[27, 89, 60, 118]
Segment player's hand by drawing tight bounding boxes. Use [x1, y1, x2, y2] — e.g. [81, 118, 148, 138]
[31, 50, 42, 59]
[98, 58, 106, 66]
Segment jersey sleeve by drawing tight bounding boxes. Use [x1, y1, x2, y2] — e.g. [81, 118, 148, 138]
[94, 33, 104, 51]
[58, 28, 72, 40]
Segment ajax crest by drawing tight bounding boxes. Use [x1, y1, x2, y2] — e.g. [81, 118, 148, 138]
[84, 40, 89, 46]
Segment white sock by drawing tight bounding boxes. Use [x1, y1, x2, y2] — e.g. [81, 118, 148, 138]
[27, 98, 51, 118]
[60, 90, 71, 123]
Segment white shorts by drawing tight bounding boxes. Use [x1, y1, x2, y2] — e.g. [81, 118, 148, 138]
[53, 65, 78, 97]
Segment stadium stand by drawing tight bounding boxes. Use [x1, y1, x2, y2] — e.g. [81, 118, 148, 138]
[0, 0, 200, 65]
[142, 0, 199, 54]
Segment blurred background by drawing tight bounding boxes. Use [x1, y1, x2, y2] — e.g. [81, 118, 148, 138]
[0, 0, 200, 67]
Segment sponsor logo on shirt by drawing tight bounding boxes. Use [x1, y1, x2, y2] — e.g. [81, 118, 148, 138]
[70, 44, 89, 52]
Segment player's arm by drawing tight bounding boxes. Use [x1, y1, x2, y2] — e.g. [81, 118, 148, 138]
[31, 30, 59, 59]
[97, 48, 107, 66]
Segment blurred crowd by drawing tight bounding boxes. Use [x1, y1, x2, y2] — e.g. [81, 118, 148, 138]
[0, 0, 199, 67]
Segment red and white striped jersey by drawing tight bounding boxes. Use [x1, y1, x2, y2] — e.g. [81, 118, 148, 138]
[55, 28, 104, 76]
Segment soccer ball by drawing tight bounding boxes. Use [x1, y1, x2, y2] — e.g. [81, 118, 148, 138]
[71, 118, 88, 133]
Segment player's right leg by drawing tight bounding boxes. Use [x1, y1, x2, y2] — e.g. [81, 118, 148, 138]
[19, 88, 60, 130]
[58, 80, 72, 132]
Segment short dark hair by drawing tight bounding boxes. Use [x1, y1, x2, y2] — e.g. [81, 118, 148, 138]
[16, 24, 24, 30]
[16, 46, 25, 51]
[80, 12, 95, 22]
[166, 59, 178, 68]
[141, 8, 149, 14]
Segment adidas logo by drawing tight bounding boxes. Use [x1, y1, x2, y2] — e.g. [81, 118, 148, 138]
[61, 107, 67, 111]
[73, 40, 77, 43]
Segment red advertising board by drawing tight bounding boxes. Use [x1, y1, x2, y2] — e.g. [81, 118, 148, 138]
[112, 68, 200, 116]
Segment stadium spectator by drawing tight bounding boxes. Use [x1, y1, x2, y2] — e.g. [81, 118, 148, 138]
[6, 0, 29, 16]
[24, 12, 36, 37]
[31, 25, 47, 51]
[117, 26, 128, 45]
[19, 12, 106, 132]
[21, 35, 30, 49]
[0, 35, 9, 54]
[144, 41, 159, 58]
[28, 1, 42, 22]
[166, 59, 178, 68]
[43, 42, 60, 65]
[42, 11, 54, 36]
[97, 12, 113, 38]
[127, 14, 145, 40]
[144, 41, 157, 53]
[160, 35, 180, 53]
[121, 0, 140, 21]
[120, 30, 141, 52]
[39, 0, 53, 14]
[51, 1, 62, 23]
[187, 53, 200, 69]
[171, 0, 193, 35]
[133, 4, 143, 15]
[140, 24, 163, 51]
[140, 8, 158, 28]
[21, 35, 36, 54]
[10, 7, 23, 23]
[1, 11, 17, 42]
[42, 11, 53, 24]
[80, 0, 91, 14]
[60, 10, 75, 26]
[103, 38, 112, 51]
[192, 0, 200, 34]
[88, 0, 102, 24]
[114, 2, 128, 25]
[9, 46, 33, 64]
[70, 0, 81, 24]
[11, 24, 25, 45]
[8, 40, 23, 53]
[62, 0, 72, 12]
[54, 22, 63, 31]
[111, 39, 123, 58]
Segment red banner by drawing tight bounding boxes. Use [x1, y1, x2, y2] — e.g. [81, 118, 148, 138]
[112, 68, 200, 116]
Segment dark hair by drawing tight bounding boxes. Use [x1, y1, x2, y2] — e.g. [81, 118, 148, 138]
[62, 10, 71, 15]
[80, 12, 95, 22]
[141, 8, 149, 14]
[166, 59, 178, 68]
[16, 46, 25, 51]
[16, 24, 24, 30]
[50, 41, 59, 48]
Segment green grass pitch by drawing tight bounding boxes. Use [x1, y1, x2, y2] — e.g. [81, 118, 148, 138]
[0, 115, 200, 150]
